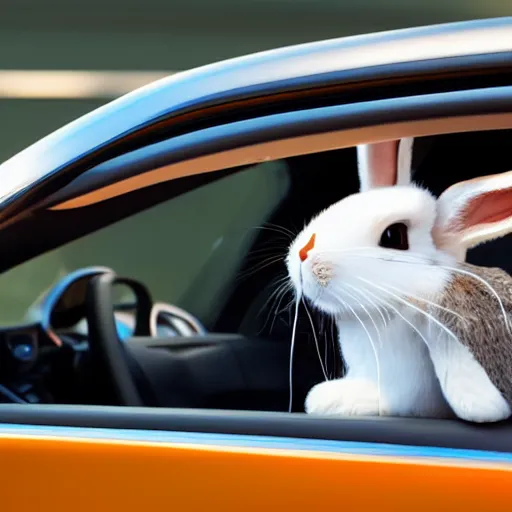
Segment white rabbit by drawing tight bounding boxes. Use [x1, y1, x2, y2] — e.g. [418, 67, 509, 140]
[286, 137, 512, 423]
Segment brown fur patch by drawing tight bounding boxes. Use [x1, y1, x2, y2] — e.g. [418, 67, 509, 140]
[433, 263, 512, 405]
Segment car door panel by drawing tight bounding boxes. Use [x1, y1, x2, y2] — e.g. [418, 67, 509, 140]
[2, 424, 512, 511]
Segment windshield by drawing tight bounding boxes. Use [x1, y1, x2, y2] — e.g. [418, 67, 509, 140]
[0, 159, 291, 328]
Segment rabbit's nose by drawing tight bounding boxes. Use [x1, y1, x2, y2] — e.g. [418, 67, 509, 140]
[299, 233, 316, 261]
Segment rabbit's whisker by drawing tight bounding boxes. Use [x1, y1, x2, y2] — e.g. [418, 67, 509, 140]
[246, 245, 289, 258]
[320, 315, 336, 379]
[262, 222, 297, 239]
[289, 296, 301, 413]
[342, 286, 384, 349]
[384, 282, 466, 323]
[325, 316, 332, 377]
[318, 314, 329, 375]
[250, 224, 294, 241]
[278, 296, 296, 316]
[337, 295, 382, 416]
[438, 265, 511, 334]
[330, 317, 337, 379]
[358, 277, 459, 343]
[269, 283, 294, 334]
[360, 285, 434, 356]
[302, 297, 329, 381]
[374, 252, 512, 333]
[345, 282, 390, 327]
[258, 275, 288, 314]
[257, 277, 291, 335]
[319, 250, 467, 323]
[237, 255, 285, 282]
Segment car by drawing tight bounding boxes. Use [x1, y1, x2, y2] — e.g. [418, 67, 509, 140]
[1, 16, 512, 511]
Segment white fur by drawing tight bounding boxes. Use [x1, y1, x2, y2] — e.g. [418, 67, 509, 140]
[305, 313, 454, 419]
[305, 378, 382, 416]
[423, 323, 512, 422]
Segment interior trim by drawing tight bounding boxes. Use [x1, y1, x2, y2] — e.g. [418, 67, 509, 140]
[51, 111, 512, 210]
[2, 404, 512, 453]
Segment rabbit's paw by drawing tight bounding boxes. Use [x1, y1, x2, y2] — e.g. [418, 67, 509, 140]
[304, 378, 383, 416]
[430, 337, 512, 423]
[443, 373, 511, 423]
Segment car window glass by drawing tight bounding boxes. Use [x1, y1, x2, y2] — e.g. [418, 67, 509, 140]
[0, 160, 290, 327]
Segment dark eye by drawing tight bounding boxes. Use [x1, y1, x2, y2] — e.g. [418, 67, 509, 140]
[379, 222, 409, 250]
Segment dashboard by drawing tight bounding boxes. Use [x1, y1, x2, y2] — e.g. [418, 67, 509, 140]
[0, 266, 207, 405]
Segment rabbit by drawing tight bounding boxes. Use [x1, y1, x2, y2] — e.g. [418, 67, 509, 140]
[286, 137, 512, 423]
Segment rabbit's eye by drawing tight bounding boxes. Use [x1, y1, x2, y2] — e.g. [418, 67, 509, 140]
[379, 222, 409, 250]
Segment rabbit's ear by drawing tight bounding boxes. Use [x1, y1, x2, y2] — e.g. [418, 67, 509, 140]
[356, 138, 414, 192]
[434, 170, 512, 259]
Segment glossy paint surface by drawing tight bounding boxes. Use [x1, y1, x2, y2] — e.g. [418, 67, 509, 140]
[2, 424, 512, 511]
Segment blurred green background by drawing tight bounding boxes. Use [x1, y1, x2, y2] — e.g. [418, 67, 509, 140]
[0, 1, 511, 326]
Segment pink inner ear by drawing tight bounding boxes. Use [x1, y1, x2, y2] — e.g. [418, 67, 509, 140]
[366, 141, 399, 188]
[460, 188, 512, 230]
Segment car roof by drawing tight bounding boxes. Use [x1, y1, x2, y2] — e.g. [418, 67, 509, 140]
[0, 16, 511, 222]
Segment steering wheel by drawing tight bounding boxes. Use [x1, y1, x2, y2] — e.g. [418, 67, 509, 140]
[85, 272, 152, 406]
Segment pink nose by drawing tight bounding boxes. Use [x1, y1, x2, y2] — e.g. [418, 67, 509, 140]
[299, 233, 316, 261]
